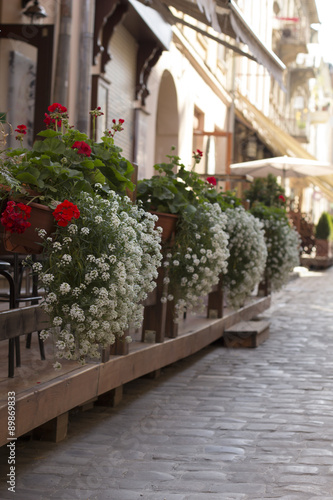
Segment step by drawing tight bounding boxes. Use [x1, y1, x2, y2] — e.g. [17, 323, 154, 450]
[223, 319, 270, 348]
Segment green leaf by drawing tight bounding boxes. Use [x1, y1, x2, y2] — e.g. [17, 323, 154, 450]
[37, 130, 61, 138]
[183, 204, 197, 215]
[90, 170, 106, 185]
[152, 185, 175, 200]
[25, 166, 41, 179]
[80, 160, 95, 169]
[67, 169, 84, 178]
[33, 138, 66, 155]
[93, 159, 105, 167]
[15, 172, 39, 186]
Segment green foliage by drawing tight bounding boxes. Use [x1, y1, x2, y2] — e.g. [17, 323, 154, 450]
[0, 118, 134, 207]
[315, 212, 332, 240]
[137, 150, 205, 215]
[244, 174, 286, 208]
[250, 202, 289, 225]
[137, 149, 242, 216]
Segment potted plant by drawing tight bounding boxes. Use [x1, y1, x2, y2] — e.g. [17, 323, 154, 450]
[315, 212, 332, 257]
[222, 205, 267, 308]
[250, 203, 301, 292]
[244, 174, 286, 208]
[0, 104, 134, 253]
[136, 148, 209, 243]
[137, 150, 230, 323]
[194, 177, 268, 309]
[28, 190, 162, 368]
[1, 104, 163, 367]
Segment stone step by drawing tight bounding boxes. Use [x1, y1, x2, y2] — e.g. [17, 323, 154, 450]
[223, 319, 270, 348]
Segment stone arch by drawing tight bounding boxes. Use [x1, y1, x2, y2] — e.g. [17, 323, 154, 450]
[155, 70, 179, 164]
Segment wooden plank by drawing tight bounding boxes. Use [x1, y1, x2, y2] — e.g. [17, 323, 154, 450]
[224, 320, 269, 335]
[224, 320, 270, 348]
[98, 321, 222, 394]
[0, 365, 99, 445]
[0, 295, 271, 447]
[0, 305, 50, 341]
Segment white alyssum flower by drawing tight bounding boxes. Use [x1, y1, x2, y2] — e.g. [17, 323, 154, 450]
[251, 207, 301, 292]
[38, 229, 48, 238]
[223, 207, 267, 308]
[36, 191, 162, 368]
[32, 262, 43, 273]
[165, 202, 229, 319]
[68, 224, 78, 234]
[52, 242, 62, 251]
[59, 283, 71, 294]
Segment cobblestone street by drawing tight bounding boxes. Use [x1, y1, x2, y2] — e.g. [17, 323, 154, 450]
[1, 266, 333, 499]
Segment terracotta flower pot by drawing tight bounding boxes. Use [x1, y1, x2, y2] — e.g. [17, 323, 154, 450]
[2, 201, 55, 254]
[150, 211, 178, 243]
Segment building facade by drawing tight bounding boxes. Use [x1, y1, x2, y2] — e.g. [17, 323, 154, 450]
[0, 0, 332, 221]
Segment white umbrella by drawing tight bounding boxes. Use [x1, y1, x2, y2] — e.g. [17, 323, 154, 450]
[230, 156, 333, 181]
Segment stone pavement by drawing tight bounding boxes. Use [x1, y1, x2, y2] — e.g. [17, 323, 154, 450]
[1, 266, 333, 500]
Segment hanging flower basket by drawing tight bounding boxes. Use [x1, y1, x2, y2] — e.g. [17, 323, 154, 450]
[150, 211, 178, 243]
[2, 200, 55, 254]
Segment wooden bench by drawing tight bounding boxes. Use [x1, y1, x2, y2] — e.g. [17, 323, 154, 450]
[223, 319, 270, 348]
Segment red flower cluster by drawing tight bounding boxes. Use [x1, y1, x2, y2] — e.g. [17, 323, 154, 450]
[1, 201, 31, 234]
[278, 194, 286, 203]
[15, 124, 27, 135]
[111, 118, 125, 134]
[192, 149, 203, 164]
[71, 141, 92, 157]
[89, 106, 104, 118]
[48, 103, 67, 114]
[53, 200, 80, 227]
[44, 102, 68, 129]
[44, 114, 62, 128]
[15, 124, 28, 143]
[206, 176, 217, 186]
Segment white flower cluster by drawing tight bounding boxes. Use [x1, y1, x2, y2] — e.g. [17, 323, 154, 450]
[165, 202, 229, 320]
[224, 206, 267, 308]
[39, 191, 162, 366]
[263, 216, 301, 291]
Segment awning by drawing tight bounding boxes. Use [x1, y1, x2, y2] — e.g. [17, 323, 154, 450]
[126, 0, 172, 50]
[141, 0, 286, 87]
[234, 91, 333, 202]
[235, 91, 315, 159]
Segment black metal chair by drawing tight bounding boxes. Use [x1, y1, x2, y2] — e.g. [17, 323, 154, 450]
[0, 260, 20, 377]
[0, 254, 44, 377]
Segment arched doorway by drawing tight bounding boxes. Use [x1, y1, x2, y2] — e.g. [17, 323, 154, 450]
[155, 70, 179, 163]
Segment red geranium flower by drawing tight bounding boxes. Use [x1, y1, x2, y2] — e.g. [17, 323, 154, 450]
[53, 200, 80, 227]
[48, 103, 67, 114]
[71, 141, 92, 157]
[110, 118, 125, 136]
[206, 176, 217, 186]
[1, 201, 32, 234]
[278, 194, 286, 203]
[192, 149, 203, 164]
[15, 124, 27, 135]
[44, 113, 62, 128]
